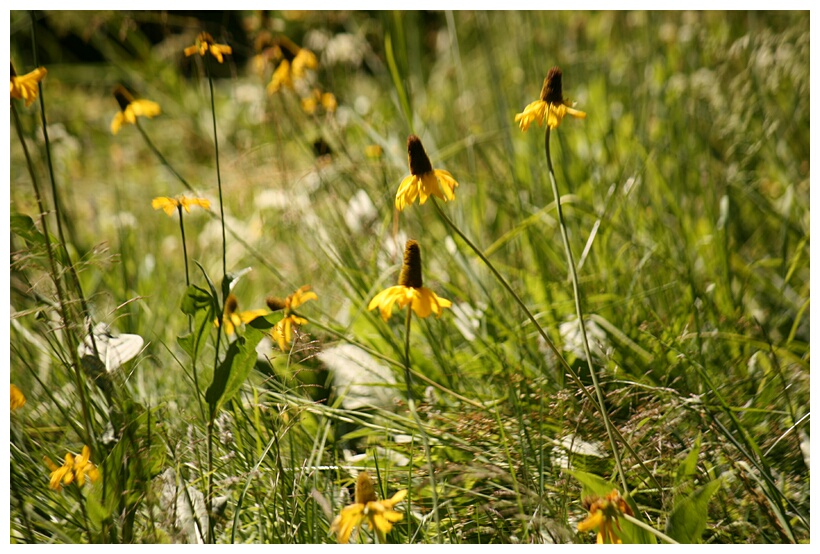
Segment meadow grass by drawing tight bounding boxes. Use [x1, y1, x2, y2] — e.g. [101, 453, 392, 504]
[8, 10, 809, 544]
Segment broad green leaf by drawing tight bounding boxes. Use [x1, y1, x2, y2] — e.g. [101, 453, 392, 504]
[675, 433, 702, 485]
[665, 478, 721, 543]
[206, 314, 274, 416]
[178, 284, 216, 362]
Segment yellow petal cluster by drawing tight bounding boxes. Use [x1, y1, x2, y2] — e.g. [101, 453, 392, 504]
[111, 89, 161, 135]
[10, 65, 47, 107]
[368, 285, 451, 322]
[11, 384, 26, 410]
[151, 196, 211, 217]
[216, 294, 268, 336]
[269, 285, 318, 351]
[184, 32, 232, 63]
[515, 99, 586, 131]
[577, 489, 633, 544]
[44, 445, 100, 491]
[330, 471, 407, 544]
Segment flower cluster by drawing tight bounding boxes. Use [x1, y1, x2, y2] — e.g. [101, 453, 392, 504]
[577, 489, 633, 544]
[330, 471, 407, 544]
[44, 445, 100, 491]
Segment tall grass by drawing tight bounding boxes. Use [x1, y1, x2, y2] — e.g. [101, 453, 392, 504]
[9, 10, 809, 544]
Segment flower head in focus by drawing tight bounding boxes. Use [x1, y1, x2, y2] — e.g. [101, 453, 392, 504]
[184, 32, 232, 63]
[10, 62, 47, 107]
[111, 85, 161, 135]
[577, 489, 633, 544]
[267, 285, 317, 351]
[151, 196, 211, 216]
[515, 66, 586, 131]
[368, 240, 452, 321]
[330, 471, 407, 544]
[11, 384, 26, 411]
[395, 135, 459, 211]
[215, 294, 268, 336]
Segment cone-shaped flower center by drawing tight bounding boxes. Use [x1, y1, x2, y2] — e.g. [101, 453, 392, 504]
[398, 240, 423, 289]
[114, 85, 134, 111]
[354, 471, 378, 505]
[10, 62, 17, 78]
[407, 135, 433, 177]
[540, 66, 564, 105]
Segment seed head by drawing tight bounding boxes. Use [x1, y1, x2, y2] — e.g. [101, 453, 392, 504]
[398, 240, 423, 289]
[407, 135, 433, 177]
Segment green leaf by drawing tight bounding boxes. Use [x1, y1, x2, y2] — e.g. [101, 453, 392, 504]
[205, 315, 274, 416]
[665, 479, 721, 543]
[178, 284, 216, 363]
[676, 433, 702, 485]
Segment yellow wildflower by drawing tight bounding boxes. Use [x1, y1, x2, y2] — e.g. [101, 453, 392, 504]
[184, 32, 232, 63]
[577, 489, 633, 544]
[216, 294, 268, 336]
[266, 46, 317, 95]
[395, 135, 459, 211]
[267, 59, 293, 94]
[330, 471, 407, 544]
[515, 66, 586, 131]
[267, 285, 317, 351]
[110, 85, 161, 135]
[10, 63, 47, 107]
[368, 240, 451, 321]
[44, 446, 99, 491]
[10, 384, 26, 410]
[291, 48, 318, 78]
[301, 89, 337, 115]
[151, 195, 211, 216]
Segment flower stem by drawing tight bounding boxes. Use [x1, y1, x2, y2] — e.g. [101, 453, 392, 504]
[11, 101, 94, 449]
[403, 307, 440, 542]
[544, 126, 627, 493]
[177, 205, 191, 288]
[204, 55, 227, 282]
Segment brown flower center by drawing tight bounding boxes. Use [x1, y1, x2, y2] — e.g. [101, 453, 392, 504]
[407, 135, 433, 177]
[398, 240, 423, 289]
[540, 66, 564, 105]
[354, 471, 378, 505]
[113, 85, 134, 111]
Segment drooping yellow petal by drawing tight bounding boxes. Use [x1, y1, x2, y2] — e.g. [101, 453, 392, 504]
[10, 384, 26, 410]
[267, 60, 292, 94]
[395, 175, 421, 211]
[152, 196, 179, 216]
[10, 66, 47, 107]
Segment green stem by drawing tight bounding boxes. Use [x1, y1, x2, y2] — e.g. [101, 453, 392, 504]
[205, 55, 227, 281]
[403, 307, 440, 542]
[621, 513, 679, 544]
[12, 101, 94, 449]
[177, 205, 191, 287]
[544, 127, 628, 493]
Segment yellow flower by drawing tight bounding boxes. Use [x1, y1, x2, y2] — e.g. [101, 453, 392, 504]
[215, 294, 268, 336]
[267, 59, 293, 94]
[184, 32, 232, 63]
[72, 445, 100, 487]
[44, 445, 101, 491]
[321, 92, 337, 113]
[267, 285, 318, 351]
[10, 63, 47, 107]
[577, 489, 633, 544]
[301, 89, 337, 115]
[330, 471, 407, 544]
[368, 240, 451, 321]
[365, 144, 384, 160]
[515, 66, 586, 131]
[151, 195, 211, 217]
[395, 135, 459, 211]
[10, 384, 26, 410]
[291, 48, 318, 78]
[110, 85, 161, 135]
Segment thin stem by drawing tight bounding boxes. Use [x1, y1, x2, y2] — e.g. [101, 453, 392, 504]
[12, 101, 94, 448]
[205, 55, 227, 281]
[432, 199, 657, 491]
[177, 205, 191, 287]
[544, 126, 628, 493]
[403, 307, 440, 542]
[622, 513, 679, 544]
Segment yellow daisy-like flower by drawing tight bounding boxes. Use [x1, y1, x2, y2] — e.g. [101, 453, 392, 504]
[368, 240, 452, 321]
[10, 63, 47, 107]
[215, 294, 268, 336]
[301, 89, 338, 115]
[290, 48, 318, 78]
[71, 445, 100, 487]
[110, 85, 161, 135]
[515, 66, 586, 131]
[151, 195, 211, 217]
[267, 59, 293, 94]
[267, 285, 318, 351]
[330, 471, 407, 544]
[10, 384, 26, 410]
[44, 446, 100, 491]
[184, 32, 232, 63]
[577, 489, 633, 544]
[395, 135, 459, 211]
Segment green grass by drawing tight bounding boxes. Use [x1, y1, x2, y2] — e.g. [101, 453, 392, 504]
[9, 10, 809, 544]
